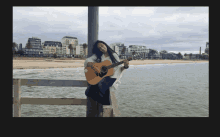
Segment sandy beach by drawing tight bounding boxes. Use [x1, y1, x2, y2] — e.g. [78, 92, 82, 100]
[13, 57, 208, 69]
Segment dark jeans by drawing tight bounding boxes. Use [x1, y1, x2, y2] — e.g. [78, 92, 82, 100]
[86, 96, 103, 117]
[85, 76, 116, 105]
[85, 76, 116, 117]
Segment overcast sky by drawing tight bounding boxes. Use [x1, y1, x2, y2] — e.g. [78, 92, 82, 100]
[13, 6, 209, 55]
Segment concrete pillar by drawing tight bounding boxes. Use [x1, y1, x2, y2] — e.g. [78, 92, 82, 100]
[88, 6, 99, 58]
[87, 6, 103, 117]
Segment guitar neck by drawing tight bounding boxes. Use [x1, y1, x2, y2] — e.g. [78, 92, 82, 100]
[106, 61, 124, 69]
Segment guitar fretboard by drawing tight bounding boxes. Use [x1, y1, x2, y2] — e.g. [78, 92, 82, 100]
[90, 58, 131, 71]
[106, 61, 125, 69]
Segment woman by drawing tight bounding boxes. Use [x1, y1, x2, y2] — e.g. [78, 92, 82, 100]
[84, 40, 129, 117]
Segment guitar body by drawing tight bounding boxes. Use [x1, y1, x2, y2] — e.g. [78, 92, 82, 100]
[85, 60, 114, 85]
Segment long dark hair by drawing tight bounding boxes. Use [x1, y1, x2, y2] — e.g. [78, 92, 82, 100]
[92, 40, 119, 64]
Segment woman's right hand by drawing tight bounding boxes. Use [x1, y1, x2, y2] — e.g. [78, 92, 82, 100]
[87, 62, 95, 67]
[87, 62, 100, 73]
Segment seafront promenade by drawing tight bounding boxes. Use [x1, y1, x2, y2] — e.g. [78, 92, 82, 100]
[13, 57, 208, 69]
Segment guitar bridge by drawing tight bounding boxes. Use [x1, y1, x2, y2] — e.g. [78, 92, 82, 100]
[98, 71, 107, 78]
[95, 71, 99, 76]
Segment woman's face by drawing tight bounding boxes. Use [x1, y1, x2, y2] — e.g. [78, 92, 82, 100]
[97, 43, 107, 53]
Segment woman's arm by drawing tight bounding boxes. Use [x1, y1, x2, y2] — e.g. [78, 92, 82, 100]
[112, 53, 127, 72]
[84, 54, 96, 69]
[87, 62, 96, 67]
[121, 66, 125, 72]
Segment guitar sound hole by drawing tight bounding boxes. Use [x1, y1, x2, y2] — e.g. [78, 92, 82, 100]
[99, 71, 107, 78]
[101, 66, 107, 72]
[97, 66, 107, 78]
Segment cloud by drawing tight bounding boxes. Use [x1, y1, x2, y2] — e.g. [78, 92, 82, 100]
[13, 32, 87, 47]
[113, 10, 121, 15]
[13, 6, 208, 54]
[154, 7, 208, 14]
[131, 8, 155, 16]
[109, 35, 123, 40]
[13, 7, 88, 24]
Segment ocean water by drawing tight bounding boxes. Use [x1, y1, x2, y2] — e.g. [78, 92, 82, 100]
[13, 62, 209, 117]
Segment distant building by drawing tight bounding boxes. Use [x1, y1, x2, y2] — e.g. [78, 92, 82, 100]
[146, 48, 160, 59]
[76, 45, 84, 55]
[129, 45, 138, 53]
[61, 36, 78, 56]
[23, 37, 43, 57]
[19, 43, 22, 51]
[110, 43, 125, 55]
[119, 45, 148, 59]
[43, 46, 56, 55]
[128, 45, 147, 54]
[110, 44, 120, 55]
[123, 52, 132, 59]
[23, 48, 43, 56]
[160, 50, 168, 54]
[160, 53, 172, 59]
[43, 41, 62, 47]
[109, 44, 114, 50]
[118, 45, 125, 55]
[114, 46, 119, 55]
[79, 44, 88, 57]
[183, 53, 203, 60]
[160, 52, 184, 60]
[205, 42, 209, 55]
[202, 53, 209, 59]
[176, 53, 183, 59]
[27, 37, 41, 48]
[206, 42, 209, 48]
[42, 41, 62, 56]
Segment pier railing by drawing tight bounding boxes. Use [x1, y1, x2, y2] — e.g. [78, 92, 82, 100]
[12, 79, 121, 117]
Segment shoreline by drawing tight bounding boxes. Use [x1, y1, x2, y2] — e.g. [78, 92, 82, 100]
[13, 59, 208, 70]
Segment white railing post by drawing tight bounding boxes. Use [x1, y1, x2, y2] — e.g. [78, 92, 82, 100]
[110, 88, 121, 117]
[13, 79, 21, 117]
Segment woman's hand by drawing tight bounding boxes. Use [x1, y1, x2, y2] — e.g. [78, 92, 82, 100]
[87, 62, 95, 67]
[123, 59, 129, 67]
[87, 62, 100, 73]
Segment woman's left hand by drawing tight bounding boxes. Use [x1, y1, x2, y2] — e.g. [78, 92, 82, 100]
[123, 59, 129, 67]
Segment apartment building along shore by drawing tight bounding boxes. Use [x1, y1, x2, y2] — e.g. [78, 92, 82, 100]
[17, 36, 87, 58]
[22, 37, 43, 56]
[14, 37, 208, 60]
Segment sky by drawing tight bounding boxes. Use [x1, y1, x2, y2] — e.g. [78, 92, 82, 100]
[13, 6, 209, 55]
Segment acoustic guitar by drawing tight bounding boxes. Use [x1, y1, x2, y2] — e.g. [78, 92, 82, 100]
[85, 57, 132, 85]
